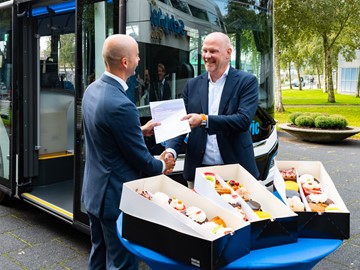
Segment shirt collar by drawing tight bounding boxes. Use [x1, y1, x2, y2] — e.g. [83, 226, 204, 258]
[104, 71, 128, 91]
[208, 65, 230, 83]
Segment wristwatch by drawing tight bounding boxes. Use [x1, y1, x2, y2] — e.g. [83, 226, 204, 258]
[200, 114, 207, 128]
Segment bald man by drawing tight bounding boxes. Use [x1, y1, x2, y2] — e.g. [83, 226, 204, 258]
[82, 34, 175, 269]
[166, 32, 259, 188]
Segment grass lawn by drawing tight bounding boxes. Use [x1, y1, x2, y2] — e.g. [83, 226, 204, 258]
[275, 89, 360, 139]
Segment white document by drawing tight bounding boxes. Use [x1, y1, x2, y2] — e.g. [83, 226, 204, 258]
[150, 99, 191, 144]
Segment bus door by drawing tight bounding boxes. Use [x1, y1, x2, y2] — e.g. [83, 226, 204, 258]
[0, 2, 13, 202]
[16, 0, 76, 222]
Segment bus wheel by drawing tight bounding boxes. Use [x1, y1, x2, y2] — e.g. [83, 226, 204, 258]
[0, 190, 10, 204]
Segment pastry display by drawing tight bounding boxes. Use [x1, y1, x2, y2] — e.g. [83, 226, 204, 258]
[136, 188, 233, 235]
[203, 173, 271, 220]
[298, 173, 344, 213]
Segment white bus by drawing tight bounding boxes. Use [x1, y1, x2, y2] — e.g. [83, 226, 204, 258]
[0, 0, 277, 232]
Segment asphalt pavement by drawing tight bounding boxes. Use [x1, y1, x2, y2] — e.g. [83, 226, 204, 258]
[0, 131, 359, 269]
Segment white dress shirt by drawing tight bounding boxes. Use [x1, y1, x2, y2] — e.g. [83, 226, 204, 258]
[201, 66, 230, 165]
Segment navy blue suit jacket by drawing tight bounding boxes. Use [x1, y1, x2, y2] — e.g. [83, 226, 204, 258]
[166, 67, 260, 181]
[82, 74, 163, 219]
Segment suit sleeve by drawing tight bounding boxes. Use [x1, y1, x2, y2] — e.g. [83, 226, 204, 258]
[109, 99, 163, 175]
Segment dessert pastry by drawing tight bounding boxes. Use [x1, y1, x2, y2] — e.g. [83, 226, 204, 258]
[285, 180, 299, 192]
[325, 204, 343, 212]
[152, 192, 171, 205]
[203, 172, 216, 187]
[169, 197, 186, 212]
[306, 193, 334, 212]
[235, 186, 251, 201]
[185, 206, 208, 224]
[254, 210, 272, 219]
[300, 174, 322, 196]
[225, 179, 251, 200]
[280, 168, 297, 180]
[209, 216, 227, 228]
[136, 189, 152, 200]
[287, 196, 305, 211]
[220, 194, 247, 220]
[246, 199, 261, 211]
[201, 221, 233, 236]
[226, 179, 241, 190]
[285, 189, 300, 198]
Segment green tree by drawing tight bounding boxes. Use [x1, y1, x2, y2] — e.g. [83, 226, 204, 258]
[59, 34, 75, 73]
[274, 0, 301, 111]
[295, 0, 360, 102]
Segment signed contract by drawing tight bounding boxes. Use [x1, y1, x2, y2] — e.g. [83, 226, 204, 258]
[150, 99, 191, 144]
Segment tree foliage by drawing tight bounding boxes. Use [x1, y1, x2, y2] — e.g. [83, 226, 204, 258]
[274, 0, 360, 104]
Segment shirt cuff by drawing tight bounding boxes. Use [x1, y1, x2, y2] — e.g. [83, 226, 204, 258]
[165, 148, 177, 159]
[160, 160, 166, 173]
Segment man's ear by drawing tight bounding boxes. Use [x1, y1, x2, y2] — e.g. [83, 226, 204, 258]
[121, 57, 127, 68]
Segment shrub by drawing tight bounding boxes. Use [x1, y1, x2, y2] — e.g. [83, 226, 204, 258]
[330, 114, 348, 129]
[291, 112, 348, 129]
[309, 112, 324, 120]
[295, 115, 315, 127]
[314, 116, 333, 129]
[289, 112, 302, 124]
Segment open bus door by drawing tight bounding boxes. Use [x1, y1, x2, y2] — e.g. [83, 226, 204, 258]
[0, 2, 14, 203]
[7, 0, 79, 225]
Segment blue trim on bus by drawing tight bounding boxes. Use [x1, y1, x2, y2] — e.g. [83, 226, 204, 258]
[31, 0, 114, 16]
[32, 0, 75, 16]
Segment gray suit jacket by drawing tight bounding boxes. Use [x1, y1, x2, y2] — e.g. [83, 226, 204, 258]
[82, 74, 163, 219]
[166, 67, 260, 181]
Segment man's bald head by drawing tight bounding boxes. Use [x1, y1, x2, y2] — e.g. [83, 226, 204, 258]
[204, 32, 232, 50]
[102, 34, 139, 80]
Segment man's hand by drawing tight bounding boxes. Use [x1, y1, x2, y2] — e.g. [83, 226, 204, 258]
[141, 120, 160, 137]
[181, 113, 202, 129]
[159, 151, 176, 174]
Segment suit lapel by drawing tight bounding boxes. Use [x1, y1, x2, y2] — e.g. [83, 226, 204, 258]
[219, 67, 236, 114]
[199, 73, 209, 114]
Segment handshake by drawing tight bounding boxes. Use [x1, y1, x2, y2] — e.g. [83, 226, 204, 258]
[159, 151, 176, 175]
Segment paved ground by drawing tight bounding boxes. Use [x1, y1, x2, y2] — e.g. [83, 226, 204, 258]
[0, 131, 359, 269]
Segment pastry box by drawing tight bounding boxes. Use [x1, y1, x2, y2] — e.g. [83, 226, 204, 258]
[194, 164, 298, 250]
[274, 160, 350, 239]
[119, 174, 251, 270]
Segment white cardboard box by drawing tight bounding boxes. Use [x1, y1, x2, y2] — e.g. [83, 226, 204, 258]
[275, 160, 350, 239]
[194, 164, 298, 250]
[120, 175, 251, 269]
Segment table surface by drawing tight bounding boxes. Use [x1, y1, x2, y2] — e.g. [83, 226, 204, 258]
[116, 214, 342, 270]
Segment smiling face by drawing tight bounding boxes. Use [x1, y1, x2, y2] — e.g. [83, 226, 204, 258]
[202, 32, 232, 82]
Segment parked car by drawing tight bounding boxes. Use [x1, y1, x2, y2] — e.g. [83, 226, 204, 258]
[292, 77, 305, 87]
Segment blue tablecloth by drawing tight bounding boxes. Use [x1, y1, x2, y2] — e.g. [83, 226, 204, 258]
[116, 213, 342, 270]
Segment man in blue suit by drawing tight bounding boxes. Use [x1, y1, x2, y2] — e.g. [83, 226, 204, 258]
[166, 32, 259, 188]
[82, 34, 175, 269]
